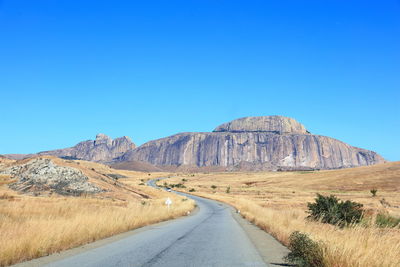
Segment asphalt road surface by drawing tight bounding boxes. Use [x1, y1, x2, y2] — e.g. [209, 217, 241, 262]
[15, 178, 289, 267]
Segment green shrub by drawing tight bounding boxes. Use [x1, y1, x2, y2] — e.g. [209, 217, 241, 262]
[189, 188, 195, 192]
[307, 194, 363, 227]
[211, 185, 217, 189]
[226, 186, 231, 194]
[370, 189, 377, 197]
[284, 231, 325, 267]
[170, 183, 186, 188]
[376, 213, 400, 228]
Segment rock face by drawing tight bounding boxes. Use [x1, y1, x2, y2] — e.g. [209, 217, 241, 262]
[39, 134, 136, 162]
[214, 116, 308, 134]
[1, 158, 102, 195]
[120, 116, 385, 170]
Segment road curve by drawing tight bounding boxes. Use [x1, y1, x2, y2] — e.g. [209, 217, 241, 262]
[14, 178, 288, 267]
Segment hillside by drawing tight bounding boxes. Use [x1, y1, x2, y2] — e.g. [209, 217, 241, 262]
[167, 161, 400, 213]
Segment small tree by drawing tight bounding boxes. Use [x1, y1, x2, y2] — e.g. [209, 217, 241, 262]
[226, 186, 231, 194]
[370, 189, 377, 197]
[211, 185, 217, 190]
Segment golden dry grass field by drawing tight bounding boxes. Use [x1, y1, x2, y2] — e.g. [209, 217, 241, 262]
[165, 162, 400, 267]
[0, 156, 194, 267]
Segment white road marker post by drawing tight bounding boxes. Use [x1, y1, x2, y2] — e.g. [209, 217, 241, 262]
[165, 197, 172, 211]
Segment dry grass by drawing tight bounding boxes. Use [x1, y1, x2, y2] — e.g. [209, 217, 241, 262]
[167, 162, 400, 267]
[0, 157, 194, 267]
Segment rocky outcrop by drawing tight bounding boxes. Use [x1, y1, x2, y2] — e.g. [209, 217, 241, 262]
[120, 116, 385, 170]
[214, 116, 308, 134]
[39, 134, 136, 162]
[1, 158, 102, 195]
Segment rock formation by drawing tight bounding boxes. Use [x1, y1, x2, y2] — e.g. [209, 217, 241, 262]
[119, 116, 385, 170]
[1, 116, 386, 171]
[1, 158, 102, 195]
[214, 116, 308, 134]
[38, 134, 136, 162]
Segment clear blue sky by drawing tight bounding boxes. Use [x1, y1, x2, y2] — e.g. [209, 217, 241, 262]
[0, 0, 399, 161]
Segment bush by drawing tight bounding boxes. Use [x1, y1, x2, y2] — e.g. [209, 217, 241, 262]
[211, 185, 217, 189]
[370, 189, 377, 197]
[170, 183, 186, 189]
[189, 188, 195, 192]
[108, 174, 128, 180]
[376, 213, 400, 228]
[307, 194, 363, 227]
[284, 231, 325, 267]
[226, 186, 230, 194]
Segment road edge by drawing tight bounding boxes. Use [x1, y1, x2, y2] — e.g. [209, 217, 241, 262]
[152, 177, 290, 266]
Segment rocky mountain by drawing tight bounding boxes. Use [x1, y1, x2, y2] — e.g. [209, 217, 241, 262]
[119, 116, 385, 171]
[214, 116, 309, 134]
[38, 134, 136, 162]
[1, 116, 386, 171]
[1, 158, 102, 195]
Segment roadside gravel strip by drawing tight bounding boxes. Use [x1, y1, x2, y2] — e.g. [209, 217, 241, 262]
[14, 178, 289, 267]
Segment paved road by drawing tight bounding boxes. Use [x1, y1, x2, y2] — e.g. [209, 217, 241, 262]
[15, 178, 288, 267]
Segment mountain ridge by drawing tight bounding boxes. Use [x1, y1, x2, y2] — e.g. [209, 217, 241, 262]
[2, 116, 385, 171]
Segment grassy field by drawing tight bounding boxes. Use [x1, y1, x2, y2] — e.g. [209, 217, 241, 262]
[0, 157, 194, 267]
[165, 162, 400, 267]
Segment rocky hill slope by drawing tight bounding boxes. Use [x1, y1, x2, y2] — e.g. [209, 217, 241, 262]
[38, 134, 136, 162]
[0, 156, 152, 199]
[120, 116, 385, 170]
[0, 158, 102, 195]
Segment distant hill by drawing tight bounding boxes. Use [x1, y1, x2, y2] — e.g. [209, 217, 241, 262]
[38, 133, 136, 162]
[2, 116, 386, 171]
[5, 134, 136, 163]
[120, 116, 385, 171]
